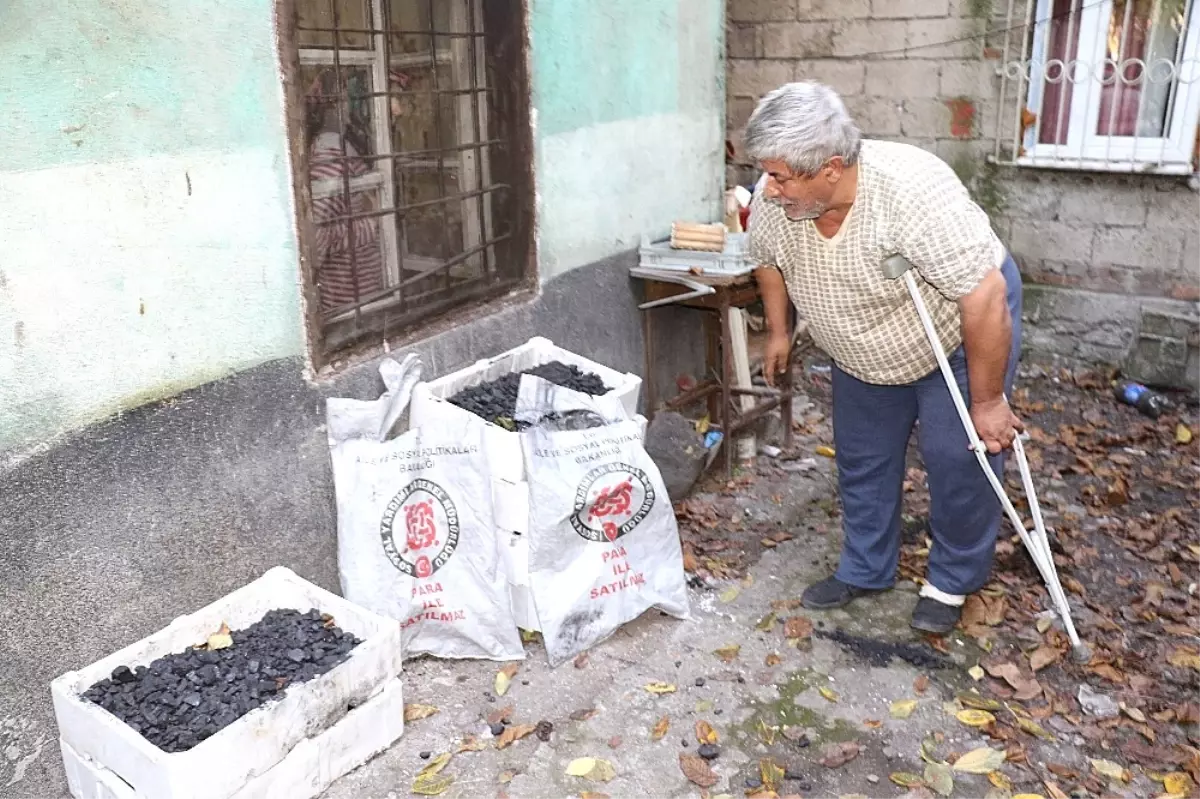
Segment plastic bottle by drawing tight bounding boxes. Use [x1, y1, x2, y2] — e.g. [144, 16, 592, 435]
[1112, 380, 1171, 419]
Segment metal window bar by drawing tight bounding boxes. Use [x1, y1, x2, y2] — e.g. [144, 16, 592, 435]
[993, 0, 1199, 171]
[298, 0, 517, 345]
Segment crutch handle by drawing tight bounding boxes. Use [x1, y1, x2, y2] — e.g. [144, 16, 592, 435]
[881, 254, 914, 280]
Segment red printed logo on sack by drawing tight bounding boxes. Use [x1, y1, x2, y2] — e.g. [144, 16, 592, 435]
[571, 463, 655, 543]
[380, 479, 460, 577]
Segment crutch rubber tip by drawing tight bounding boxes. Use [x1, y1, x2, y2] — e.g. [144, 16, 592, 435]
[1070, 643, 1093, 664]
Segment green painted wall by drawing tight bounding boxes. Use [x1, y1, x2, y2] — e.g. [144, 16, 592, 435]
[530, 0, 726, 280]
[0, 0, 305, 461]
[0, 0, 726, 461]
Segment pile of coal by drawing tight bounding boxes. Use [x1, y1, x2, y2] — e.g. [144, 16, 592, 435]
[81, 609, 360, 752]
[447, 361, 609, 427]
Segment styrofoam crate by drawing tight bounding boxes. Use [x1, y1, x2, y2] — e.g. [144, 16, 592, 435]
[637, 232, 754, 275]
[60, 678, 405, 799]
[409, 337, 642, 484]
[51, 567, 404, 799]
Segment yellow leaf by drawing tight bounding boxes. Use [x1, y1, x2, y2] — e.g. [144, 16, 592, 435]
[495, 723, 536, 749]
[1036, 616, 1054, 633]
[957, 692, 1002, 711]
[404, 703, 440, 722]
[818, 686, 839, 703]
[417, 753, 452, 779]
[1090, 759, 1132, 783]
[989, 771, 1013, 790]
[579, 793, 610, 799]
[457, 735, 487, 753]
[925, 762, 954, 796]
[1013, 795, 1047, 799]
[756, 718, 777, 745]
[495, 663, 519, 697]
[1017, 716, 1056, 742]
[695, 720, 719, 745]
[695, 700, 713, 713]
[952, 747, 1006, 774]
[651, 716, 669, 741]
[1164, 772, 1193, 795]
[719, 585, 740, 603]
[891, 699, 919, 719]
[565, 758, 616, 782]
[696, 415, 711, 434]
[968, 665, 985, 681]
[760, 758, 785, 791]
[1176, 423, 1193, 444]
[956, 709, 996, 727]
[890, 772, 925, 787]
[1168, 647, 1200, 671]
[206, 622, 233, 651]
[644, 682, 677, 695]
[815, 445, 836, 458]
[713, 644, 741, 663]
[412, 774, 454, 796]
[498, 770, 516, 784]
[520, 628, 539, 643]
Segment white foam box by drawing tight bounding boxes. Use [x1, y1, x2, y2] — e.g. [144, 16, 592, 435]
[408, 336, 642, 487]
[51, 567, 404, 799]
[59, 678, 404, 799]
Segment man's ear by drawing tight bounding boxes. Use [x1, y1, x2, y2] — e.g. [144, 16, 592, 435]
[823, 156, 845, 184]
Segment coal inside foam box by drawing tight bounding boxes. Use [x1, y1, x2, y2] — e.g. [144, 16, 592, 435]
[51, 567, 404, 799]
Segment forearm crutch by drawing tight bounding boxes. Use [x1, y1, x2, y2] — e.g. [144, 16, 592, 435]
[882, 255, 1090, 662]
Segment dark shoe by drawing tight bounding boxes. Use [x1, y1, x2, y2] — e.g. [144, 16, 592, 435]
[910, 597, 962, 634]
[801, 576, 887, 610]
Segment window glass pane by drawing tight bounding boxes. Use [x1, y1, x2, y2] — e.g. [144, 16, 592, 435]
[390, 61, 459, 154]
[1096, 0, 1184, 137]
[1037, 0, 1083, 145]
[387, 0, 452, 54]
[400, 168, 463, 261]
[301, 64, 377, 161]
[297, 0, 373, 50]
[313, 186, 387, 313]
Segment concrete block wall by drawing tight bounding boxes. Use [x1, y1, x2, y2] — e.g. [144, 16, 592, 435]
[726, 0, 1200, 377]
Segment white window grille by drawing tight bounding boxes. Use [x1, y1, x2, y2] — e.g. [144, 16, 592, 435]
[994, 0, 1200, 174]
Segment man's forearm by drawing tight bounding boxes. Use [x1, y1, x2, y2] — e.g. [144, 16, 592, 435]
[958, 269, 1011, 406]
[755, 266, 791, 337]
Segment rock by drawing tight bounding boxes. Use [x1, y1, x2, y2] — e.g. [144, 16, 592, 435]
[1078, 684, 1120, 718]
[695, 677, 706, 687]
[419, 751, 431, 760]
[643, 411, 706, 502]
[745, 777, 763, 789]
[868, 774, 880, 784]
[535, 720, 554, 742]
[698, 743, 720, 760]
[490, 722, 505, 737]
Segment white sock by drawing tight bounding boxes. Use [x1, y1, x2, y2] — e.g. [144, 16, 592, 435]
[920, 583, 966, 607]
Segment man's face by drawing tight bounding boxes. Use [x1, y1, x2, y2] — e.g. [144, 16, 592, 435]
[760, 158, 835, 221]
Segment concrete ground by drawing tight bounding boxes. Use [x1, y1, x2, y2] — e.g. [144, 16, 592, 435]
[323, 435, 1065, 799]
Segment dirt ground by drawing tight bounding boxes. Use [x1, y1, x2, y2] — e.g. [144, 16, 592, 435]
[324, 351, 1199, 799]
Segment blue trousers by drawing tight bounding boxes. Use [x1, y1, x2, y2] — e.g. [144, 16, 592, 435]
[831, 255, 1023, 596]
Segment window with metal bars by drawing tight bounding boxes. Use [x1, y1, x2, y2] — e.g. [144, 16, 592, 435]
[280, 0, 532, 364]
[993, 0, 1200, 173]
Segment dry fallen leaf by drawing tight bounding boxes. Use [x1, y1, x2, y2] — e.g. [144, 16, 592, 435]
[968, 665, 985, 681]
[651, 716, 669, 741]
[713, 644, 741, 663]
[890, 772, 925, 788]
[818, 686, 839, 703]
[578, 793, 610, 799]
[914, 675, 930, 694]
[566, 757, 616, 782]
[413, 753, 454, 796]
[206, 622, 233, 651]
[952, 747, 1006, 774]
[1168, 647, 1200, 671]
[784, 616, 814, 639]
[495, 664, 520, 697]
[496, 724, 536, 749]
[819, 740, 861, 768]
[1016, 716, 1056, 742]
[644, 682, 677, 695]
[1090, 758, 1132, 783]
[719, 585, 740, 603]
[891, 699, 919, 719]
[765, 652, 782, 667]
[1176, 423, 1193, 445]
[924, 762, 954, 796]
[989, 771, 1013, 790]
[756, 611, 779, 632]
[1164, 772, 1194, 795]
[569, 708, 597, 721]
[498, 770, 516, 784]
[695, 720, 719, 745]
[957, 693, 1002, 711]
[1030, 645, 1062, 672]
[1044, 780, 1070, 799]
[679, 753, 719, 787]
[574, 652, 589, 669]
[956, 709, 996, 727]
[760, 758, 785, 792]
[457, 735, 487, 753]
[405, 703, 440, 722]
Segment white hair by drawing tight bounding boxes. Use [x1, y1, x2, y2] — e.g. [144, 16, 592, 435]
[743, 81, 862, 176]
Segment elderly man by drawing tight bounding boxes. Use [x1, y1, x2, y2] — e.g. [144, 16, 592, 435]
[745, 82, 1023, 634]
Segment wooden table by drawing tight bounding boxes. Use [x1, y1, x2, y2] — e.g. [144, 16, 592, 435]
[640, 271, 795, 478]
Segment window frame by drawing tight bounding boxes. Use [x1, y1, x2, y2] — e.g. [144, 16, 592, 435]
[275, 0, 535, 371]
[1016, 0, 1200, 174]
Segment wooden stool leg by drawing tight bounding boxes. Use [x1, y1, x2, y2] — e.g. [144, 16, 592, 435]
[643, 305, 656, 421]
[719, 291, 733, 479]
[704, 314, 720, 424]
[781, 340, 795, 451]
